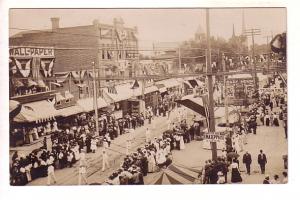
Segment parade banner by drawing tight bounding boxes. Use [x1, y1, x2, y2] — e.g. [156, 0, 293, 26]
[10, 46, 54, 58]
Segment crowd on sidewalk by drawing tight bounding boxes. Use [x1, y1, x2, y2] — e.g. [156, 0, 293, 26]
[9, 108, 158, 186]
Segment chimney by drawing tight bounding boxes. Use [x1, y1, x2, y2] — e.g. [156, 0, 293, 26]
[50, 17, 60, 30]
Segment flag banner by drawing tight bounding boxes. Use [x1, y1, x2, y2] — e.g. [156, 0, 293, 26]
[15, 58, 32, 77]
[54, 72, 70, 83]
[40, 58, 54, 77]
[9, 57, 17, 75]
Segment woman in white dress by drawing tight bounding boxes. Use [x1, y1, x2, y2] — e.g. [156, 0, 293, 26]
[179, 133, 185, 150]
[156, 149, 166, 168]
[147, 151, 156, 173]
[90, 138, 97, 153]
[233, 135, 240, 153]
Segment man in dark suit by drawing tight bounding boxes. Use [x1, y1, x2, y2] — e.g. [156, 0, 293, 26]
[243, 151, 252, 175]
[258, 150, 267, 174]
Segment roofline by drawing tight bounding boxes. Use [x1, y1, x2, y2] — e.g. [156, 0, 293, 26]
[10, 23, 137, 38]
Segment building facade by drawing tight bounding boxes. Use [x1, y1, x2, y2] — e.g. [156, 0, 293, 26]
[10, 17, 139, 76]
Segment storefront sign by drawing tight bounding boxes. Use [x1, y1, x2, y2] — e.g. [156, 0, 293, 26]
[9, 46, 54, 58]
[259, 88, 284, 94]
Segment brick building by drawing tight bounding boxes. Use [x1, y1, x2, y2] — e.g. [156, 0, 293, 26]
[10, 17, 139, 76]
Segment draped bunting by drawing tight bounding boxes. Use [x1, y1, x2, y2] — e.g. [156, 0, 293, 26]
[15, 58, 32, 77]
[54, 72, 70, 83]
[9, 58, 18, 74]
[40, 58, 54, 77]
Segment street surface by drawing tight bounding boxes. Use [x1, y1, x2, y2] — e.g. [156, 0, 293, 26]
[16, 106, 287, 185]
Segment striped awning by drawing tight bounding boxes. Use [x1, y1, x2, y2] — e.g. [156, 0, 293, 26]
[13, 100, 58, 123]
[151, 164, 201, 185]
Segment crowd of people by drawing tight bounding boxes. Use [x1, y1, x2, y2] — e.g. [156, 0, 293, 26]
[9, 109, 159, 186]
[104, 117, 201, 185]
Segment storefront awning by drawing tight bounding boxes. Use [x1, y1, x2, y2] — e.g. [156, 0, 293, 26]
[13, 100, 58, 123]
[156, 78, 180, 89]
[77, 97, 108, 112]
[156, 83, 167, 93]
[188, 79, 198, 88]
[57, 104, 84, 117]
[176, 95, 206, 117]
[102, 83, 134, 102]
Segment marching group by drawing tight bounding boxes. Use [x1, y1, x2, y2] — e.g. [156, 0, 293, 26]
[104, 115, 202, 185]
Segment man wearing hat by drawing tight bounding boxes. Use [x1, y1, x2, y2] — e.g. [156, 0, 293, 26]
[243, 151, 252, 175]
[258, 150, 267, 174]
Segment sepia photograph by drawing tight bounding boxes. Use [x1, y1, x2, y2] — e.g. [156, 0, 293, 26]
[8, 7, 287, 186]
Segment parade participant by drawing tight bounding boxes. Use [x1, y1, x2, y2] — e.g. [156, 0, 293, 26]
[78, 151, 88, 185]
[145, 128, 151, 143]
[179, 132, 185, 150]
[46, 155, 56, 186]
[90, 137, 97, 153]
[258, 150, 267, 174]
[217, 171, 226, 184]
[147, 150, 156, 173]
[230, 159, 242, 183]
[102, 149, 110, 172]
[242, 151, 252, 175]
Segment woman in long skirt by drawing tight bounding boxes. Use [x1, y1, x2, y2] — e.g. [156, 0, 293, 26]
[230, 160, 242, 183]
[179, 134, 185, 150]
[147, 151, 156, 173]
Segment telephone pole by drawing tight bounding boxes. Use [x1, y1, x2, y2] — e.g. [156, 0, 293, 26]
[263, 35, 272, 71]
[206, 9, 217, 161]
[92, 61, 100, 136]
[244, 28, 261, 96]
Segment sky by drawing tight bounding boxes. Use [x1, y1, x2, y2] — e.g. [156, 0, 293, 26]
[9, 8, 286, 51]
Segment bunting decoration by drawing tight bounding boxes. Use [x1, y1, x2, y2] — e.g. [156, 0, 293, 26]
[40, 59, 54, 77]
[9, 58, 17, 74]
[54, 72, 70, 84]
[15, 58, 32, 77]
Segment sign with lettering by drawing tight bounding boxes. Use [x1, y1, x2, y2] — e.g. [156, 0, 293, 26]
[226, 78, 255, 99]
[204, 132, 226, 142]
[259, 88, 284, 95]
[9, 46, 55, 58]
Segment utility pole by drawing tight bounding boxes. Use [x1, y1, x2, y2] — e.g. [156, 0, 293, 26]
[92, 61, 99, 136]
[222, 52, 229, 127]
[244, 28, 261, 97]
[263, 35, 272, 72]
[206, 9, 217, 161]
[178, 47, 182, 74]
